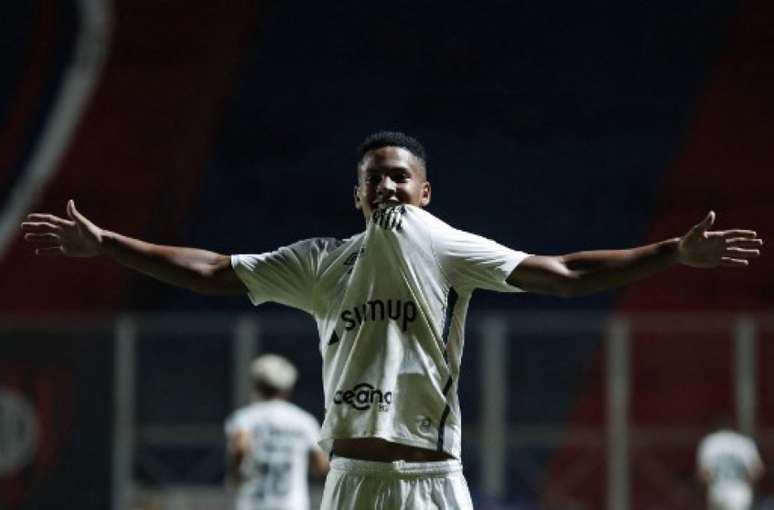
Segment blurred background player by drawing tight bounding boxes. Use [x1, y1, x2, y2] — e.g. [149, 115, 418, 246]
[697, 425, 764, 510]
[225, 354, 328, 510]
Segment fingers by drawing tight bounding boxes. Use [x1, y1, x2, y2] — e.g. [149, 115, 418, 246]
[720, 257, 749, 267]
[21, 221, 61, 234]
[725, 247, 761, 258]
[723, 234, 763, 267]
[34, 246, 64, 256]
[24, 213, 72, 226]
[688, 211, 715, 238]
[23, 233, 60, 245]
[699, 210, 716, 230]
[726, 238, 763, 249]
[67, 199, 86, 224]
[719, 229, 758, 238]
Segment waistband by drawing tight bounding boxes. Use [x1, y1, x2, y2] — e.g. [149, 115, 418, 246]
[330, 457, 463, 479]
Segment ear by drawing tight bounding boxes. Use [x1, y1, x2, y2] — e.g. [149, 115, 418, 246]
[354, 184, 362, 210]
[420, 181, 431, 207]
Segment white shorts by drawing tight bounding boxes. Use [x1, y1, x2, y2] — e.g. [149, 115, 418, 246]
[320, 457, 474, 510]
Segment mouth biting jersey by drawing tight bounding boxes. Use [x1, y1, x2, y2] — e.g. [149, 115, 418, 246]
[374, 199, 401, 210]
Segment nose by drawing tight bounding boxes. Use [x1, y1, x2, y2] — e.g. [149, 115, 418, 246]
[377, 176, 396, 196]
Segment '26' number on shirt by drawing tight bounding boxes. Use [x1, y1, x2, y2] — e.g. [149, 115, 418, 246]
[252, 461, 291, 500]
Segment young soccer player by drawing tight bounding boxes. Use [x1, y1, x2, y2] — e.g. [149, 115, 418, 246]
[697, 426, 764, 510]
[21, 131, 762, 509]
[225, 354, 328, 510]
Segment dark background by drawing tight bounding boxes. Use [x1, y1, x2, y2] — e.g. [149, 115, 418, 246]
[1, 1, 772, 508]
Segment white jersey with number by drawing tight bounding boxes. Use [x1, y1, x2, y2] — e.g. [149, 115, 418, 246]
[232, 205, 529, 459]
[225, 399, 321, 510]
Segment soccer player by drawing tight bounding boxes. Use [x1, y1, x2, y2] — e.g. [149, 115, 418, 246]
[21, 131, 763, 509]
[697, 426, 764, 510]
[225, 354, 328, 510]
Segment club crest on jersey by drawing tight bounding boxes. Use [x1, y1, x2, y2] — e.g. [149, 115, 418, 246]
[342, 247, 365, 275]
[372, 205, 405, 231]
[333, 383, 392, 412]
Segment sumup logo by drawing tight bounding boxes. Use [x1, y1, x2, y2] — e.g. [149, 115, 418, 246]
[334, 383, 392, 411]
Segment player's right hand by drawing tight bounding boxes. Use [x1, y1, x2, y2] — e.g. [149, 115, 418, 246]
[21, 199, 103, 257]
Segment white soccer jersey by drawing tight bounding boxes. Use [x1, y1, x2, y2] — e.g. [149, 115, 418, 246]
[225, 399, 321, 510]
[232, 205, 529, 459]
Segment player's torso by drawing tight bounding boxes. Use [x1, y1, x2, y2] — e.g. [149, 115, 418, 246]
[701, 433, 756, 485]
[236, 403, 312, 510]
[311, 206, 465, 455]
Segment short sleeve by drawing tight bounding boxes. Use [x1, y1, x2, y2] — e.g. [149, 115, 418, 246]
[744, 439, 763, 470]
[304, 414, 322, 449]
[231, 239, 322, 313]
[223, 411, 241, 437]
[431, 224, 530, 293]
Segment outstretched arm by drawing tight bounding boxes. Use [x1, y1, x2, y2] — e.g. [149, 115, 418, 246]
[21, 200, 246, 295]
[508, 212, 762, 297]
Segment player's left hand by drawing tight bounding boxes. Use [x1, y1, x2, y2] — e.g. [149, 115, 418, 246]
[678, 211, 763, 268]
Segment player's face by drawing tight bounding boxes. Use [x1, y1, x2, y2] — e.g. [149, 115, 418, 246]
[354, 146, 431, 222]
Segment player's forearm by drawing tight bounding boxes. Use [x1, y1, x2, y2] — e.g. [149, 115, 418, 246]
[559, 238, 680, 296]
[99, 230, 231, 294]
[225, 467, 243, 488]
[225, 454, 244, 487]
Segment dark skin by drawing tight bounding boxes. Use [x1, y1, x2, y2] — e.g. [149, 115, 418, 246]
[354, 146, 431, 220]
[21, 145, 763, 462]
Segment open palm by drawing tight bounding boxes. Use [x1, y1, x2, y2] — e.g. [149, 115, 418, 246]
[678, 211, 762, 268]
[21, 200, 103, 257]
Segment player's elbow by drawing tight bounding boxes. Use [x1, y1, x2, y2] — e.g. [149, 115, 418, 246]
[511, 256, 586, 298]
[545, 261, 601, 297]
[309, 449, 330, 478]
[191, 256, 245, 296]
[525, 268, 586, 298]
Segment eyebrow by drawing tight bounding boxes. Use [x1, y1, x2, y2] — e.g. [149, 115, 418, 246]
[365, 165, 412, 174]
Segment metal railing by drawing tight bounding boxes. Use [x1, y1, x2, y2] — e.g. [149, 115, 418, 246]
[2, 311, 771, 510]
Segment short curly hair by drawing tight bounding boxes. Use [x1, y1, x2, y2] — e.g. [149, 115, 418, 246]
[357, 131, 427, 165]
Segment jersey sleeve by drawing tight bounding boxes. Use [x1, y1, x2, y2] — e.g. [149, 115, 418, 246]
[231, 239, 324, 313]
[223, 411, 242, 437]
[303, 413, 322, 450]
[430, 221, 530, 293]
[744, 439, 764, 473]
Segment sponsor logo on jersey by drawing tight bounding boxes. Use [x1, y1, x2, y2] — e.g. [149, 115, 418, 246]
[340, 298, 417, 332]
[333, 383, 392, 411]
